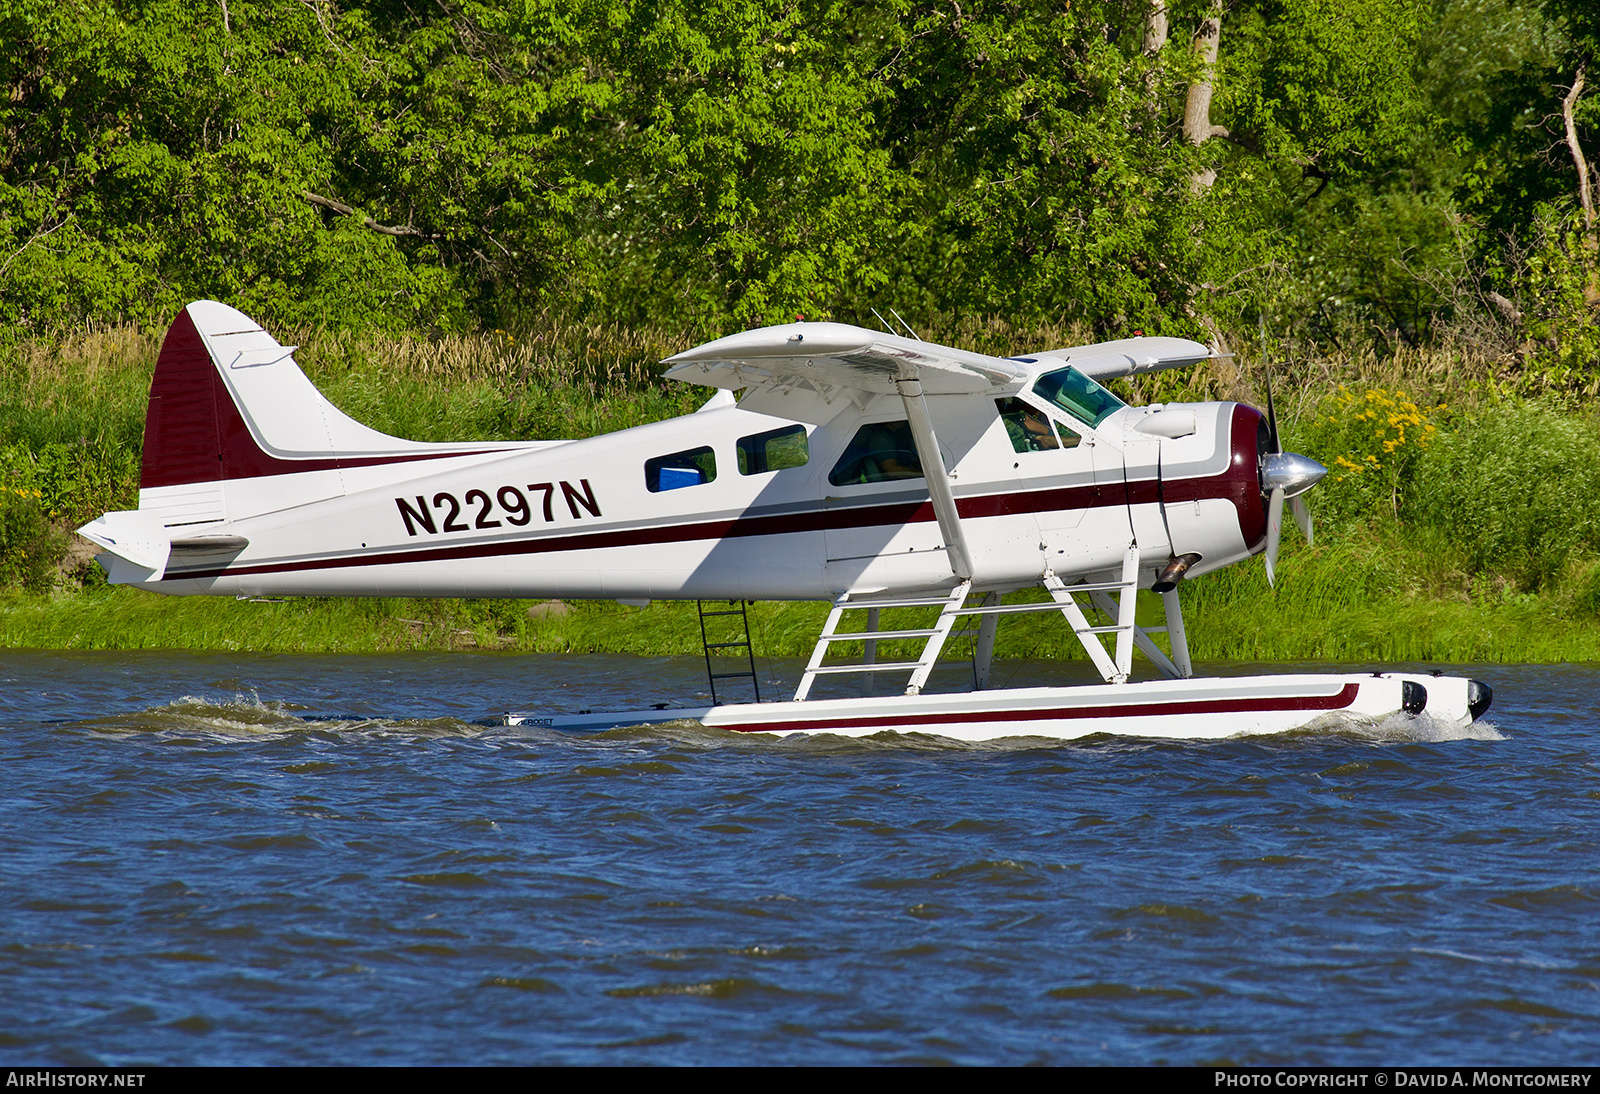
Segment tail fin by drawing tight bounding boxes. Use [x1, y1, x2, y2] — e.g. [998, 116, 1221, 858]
[81, 301, 498, 583]
[141, 300, 446, 492]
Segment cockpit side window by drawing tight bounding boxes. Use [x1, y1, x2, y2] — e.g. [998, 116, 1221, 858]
[737, 424, 809, 475]
[828, 420, 924, 486]
[996, 397, 1080, 452]
[1031, 366, 1125, 428]
[645, 446, 717, 492]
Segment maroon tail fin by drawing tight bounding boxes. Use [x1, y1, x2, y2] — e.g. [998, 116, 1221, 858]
[141, 308, 228, 490]
[139, 303, 501, 492]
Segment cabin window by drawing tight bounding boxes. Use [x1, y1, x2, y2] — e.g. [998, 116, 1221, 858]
[1031, 366, 1125, 428]
[828, 420, 924, 486]
[996, 397, 1080, 452]
[645, 446, 717, 492]
[737, 424, 809, 475]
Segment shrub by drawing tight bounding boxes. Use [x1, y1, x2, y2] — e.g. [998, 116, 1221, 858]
[0, 488, 65, 592]
[1293, 386, 1441, 532]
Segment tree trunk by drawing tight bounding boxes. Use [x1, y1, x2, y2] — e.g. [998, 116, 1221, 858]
[1144, 1, 1168, 56]
[1562, 65, 1596, 237]
[1183, 4, 1227, 194]
[1142, 2, 1169, 112]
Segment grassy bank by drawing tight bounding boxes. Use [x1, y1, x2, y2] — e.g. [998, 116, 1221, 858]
[4, 542, 1596, 667]
[3, 321, 1599, 666]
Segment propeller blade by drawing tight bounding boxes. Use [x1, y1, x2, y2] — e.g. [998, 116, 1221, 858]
[1264, 486, 1285, 587]
[1290, 493, 1313, 547]
[1263, 364, 1281, 454]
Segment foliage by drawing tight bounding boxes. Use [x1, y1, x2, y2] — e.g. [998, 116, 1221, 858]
[0, 486, 63, 592]
[1220, 0, 1424, 186]
[0, 442, 137, 527]
[1409, 399, 1600, 589]
[868, 1, 1205, 335]
[1498, 204, 1600, 394]
[0, 0, 611, 332]
[580, 0, 916, 328]
[14, 0, 1580, 350]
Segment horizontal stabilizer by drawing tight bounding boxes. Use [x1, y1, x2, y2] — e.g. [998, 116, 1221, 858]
[77, 510, 172, 581]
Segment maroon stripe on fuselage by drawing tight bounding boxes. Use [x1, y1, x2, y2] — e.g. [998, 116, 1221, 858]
[141, 308, 495, 489]
[719, 683, 1362, 734]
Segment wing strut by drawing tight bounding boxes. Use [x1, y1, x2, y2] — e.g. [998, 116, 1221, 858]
[894, 362, 974, 581]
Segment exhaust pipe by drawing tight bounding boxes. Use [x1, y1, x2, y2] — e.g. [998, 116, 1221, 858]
[1152, 553, 1203, 594]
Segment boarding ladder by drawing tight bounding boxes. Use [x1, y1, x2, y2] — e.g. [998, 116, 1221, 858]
[793, 544, 1194, 701]
[696, 600, 762, 705]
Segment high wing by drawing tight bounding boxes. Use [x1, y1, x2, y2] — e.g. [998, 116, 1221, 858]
[664, 321, 1215, 408]
[669, 322, 1035, 582]
[663, 322, 1027, 399]
[1035, 336, 1214, 381]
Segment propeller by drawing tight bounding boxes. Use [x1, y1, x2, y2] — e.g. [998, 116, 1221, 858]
[1258, 366, 1326, 586]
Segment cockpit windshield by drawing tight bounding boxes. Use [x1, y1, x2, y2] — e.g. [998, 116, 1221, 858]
[1031, 366, 1125, 428]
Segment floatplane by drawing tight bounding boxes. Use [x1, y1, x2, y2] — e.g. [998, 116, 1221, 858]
[79, 301, 1491, 740]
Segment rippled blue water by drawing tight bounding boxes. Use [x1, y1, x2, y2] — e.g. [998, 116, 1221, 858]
[0, 651, 1596, 1065]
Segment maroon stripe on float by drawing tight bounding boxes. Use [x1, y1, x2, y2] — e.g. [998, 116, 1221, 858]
[719, 683, 1362, 734]
[141, 308, 497, 489]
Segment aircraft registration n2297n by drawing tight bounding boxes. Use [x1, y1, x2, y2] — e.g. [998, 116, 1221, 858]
[79, 300, 1492, 740]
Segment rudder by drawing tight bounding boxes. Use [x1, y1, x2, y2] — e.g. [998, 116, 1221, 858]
[141, 306, 229, 490]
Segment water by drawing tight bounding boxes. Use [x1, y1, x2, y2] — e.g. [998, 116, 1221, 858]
[0, 651, 1596, 1065]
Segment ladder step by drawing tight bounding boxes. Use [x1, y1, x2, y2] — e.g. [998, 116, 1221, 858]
[821, 596, 1140, 622]
[819, 628, 941, 642]
[834, 594, 964, 610]
[697, 599, 761, 705]
[806, 661, 926, 675]
[796, 578, 974, 702]
[961, 600, 1097, 617]
[1054, 580, 1137, 594]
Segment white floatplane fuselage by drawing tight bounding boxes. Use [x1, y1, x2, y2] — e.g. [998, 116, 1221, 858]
[79, 302, 1493, 738]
